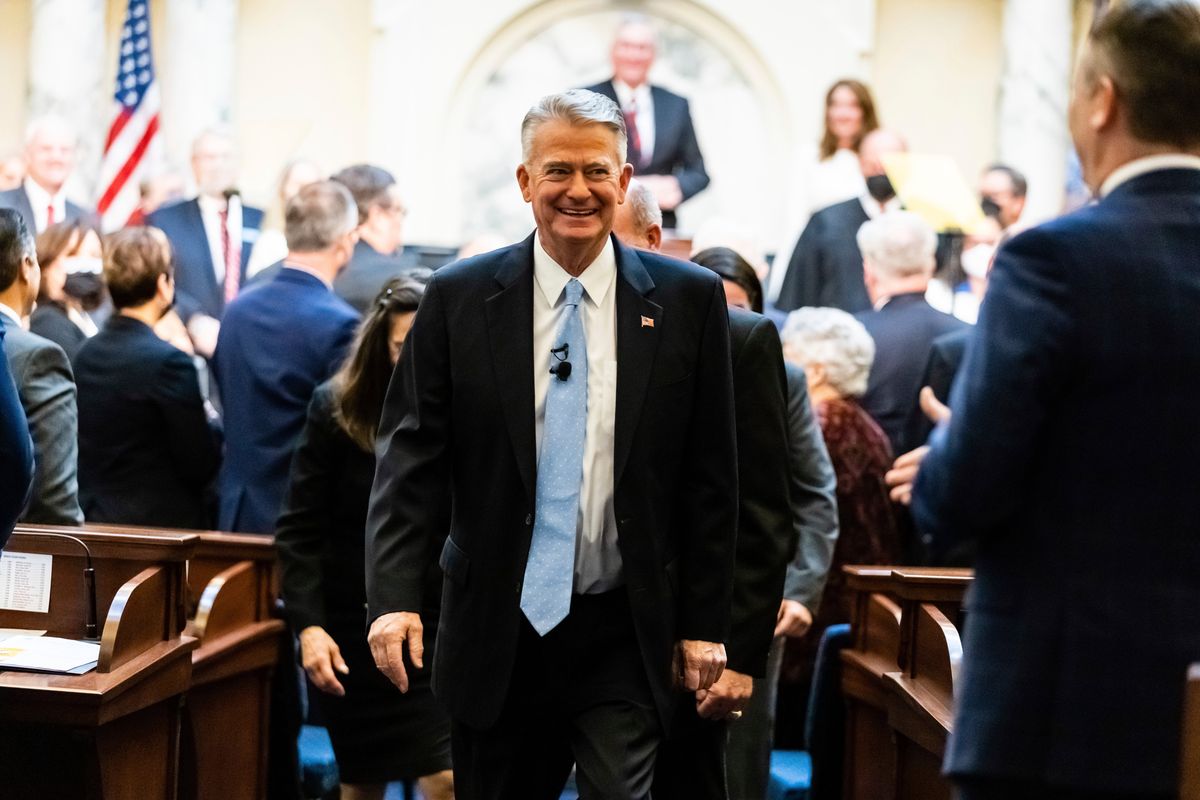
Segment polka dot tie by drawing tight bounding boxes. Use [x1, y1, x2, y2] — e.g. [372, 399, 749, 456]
[521, 278, 588, 635]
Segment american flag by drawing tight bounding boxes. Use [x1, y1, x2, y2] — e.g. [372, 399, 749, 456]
[96, 0, 162, 231]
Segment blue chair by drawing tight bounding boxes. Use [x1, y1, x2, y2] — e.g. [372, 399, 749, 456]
[768, 623, 853, 800]
[299, 724, 339, 799]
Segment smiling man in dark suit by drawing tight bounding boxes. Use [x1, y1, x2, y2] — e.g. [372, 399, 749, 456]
[366, 89, 736, 798]
[584, 15, 709, 230]
[147, 129, 263, 357]
[0, 117, 93, 234]
[894, 3, 1200, 798]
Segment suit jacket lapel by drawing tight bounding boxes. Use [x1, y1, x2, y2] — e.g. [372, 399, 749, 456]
[485, 234, 537, 502]
[613, 238, 660, 486]
[650, 86, 673, 167]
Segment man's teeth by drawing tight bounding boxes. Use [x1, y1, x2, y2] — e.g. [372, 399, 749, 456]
[560, 209, 596, 216]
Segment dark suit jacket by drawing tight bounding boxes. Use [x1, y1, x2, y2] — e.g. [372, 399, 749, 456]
[147, 197, 264, 323]
[333, 240, 421, 314]
[904, 326, 972, 451]
[75, 316, 220, 528]
[775, 198, 871, 313]
[366, 233, 737, 730]
[913, 167, 1200, 794]
[0, 328, 33, 547]
[0, 186, 91, 233]
[856, 292, 968, 455]
[30, 302, 88, 365]
[0, 315, 82, 525]
[212, 268, 359, 534]
[585, 80, 710, 228]
[725, 308, 793, 677]
[781, 361, 839, 613]
[276, 381, 443, 635]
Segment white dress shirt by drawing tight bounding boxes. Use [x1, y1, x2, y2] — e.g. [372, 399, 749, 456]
[23, 177, 67, 234]
[858, 192, 902, 220]
[1099, 153, 1200, 197]
[0, 302, 23, 329]
[197, 193, 243, 285]
[532, 232, 621, 594]
[613, 79, 655, 164]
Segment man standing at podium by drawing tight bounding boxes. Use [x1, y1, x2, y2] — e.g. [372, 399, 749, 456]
[899, 2, 1200, 798]
[366, 89, 736, 797]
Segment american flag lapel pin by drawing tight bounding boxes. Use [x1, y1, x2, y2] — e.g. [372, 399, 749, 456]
[641, 315, 655, 328]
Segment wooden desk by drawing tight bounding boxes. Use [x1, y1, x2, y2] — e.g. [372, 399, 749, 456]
[840, 566, 972, 800]
[0, 526, 199, 799]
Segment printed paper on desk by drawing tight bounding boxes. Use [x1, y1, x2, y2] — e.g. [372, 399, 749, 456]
[0, 551, 53, 614]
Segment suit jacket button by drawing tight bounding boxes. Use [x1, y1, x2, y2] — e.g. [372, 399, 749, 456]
[525, 513, 533, 526]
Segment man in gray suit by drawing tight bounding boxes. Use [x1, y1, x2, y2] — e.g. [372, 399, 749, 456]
[0, 209, 83, 526]
[0, 117, 92, 234]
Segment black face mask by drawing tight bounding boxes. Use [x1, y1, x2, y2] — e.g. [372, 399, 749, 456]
[865, 173, 896, 203]
[63, 273, 105, 305]
[980, 197, 1002, 218]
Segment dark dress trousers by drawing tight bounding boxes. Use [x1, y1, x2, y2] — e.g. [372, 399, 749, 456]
[585, 80, 711, 229]
[74, 315, 220, 528]
[275, 381, 450, 783]
[0, 327, 34, 547]
[0, 314, 83, 525]
[913, 167, 1200, 796]
[855, 292, 968, 456]
[333, 239, 420, 314]
[0, 186, 91, 233]
[211, 267, 359, 534]
[29, 302, 88, 365]
[654, 307, 794, 799]
[774, 198, 871, 313]
[366, 233, 737, 795]
[147, 197, 264, 323]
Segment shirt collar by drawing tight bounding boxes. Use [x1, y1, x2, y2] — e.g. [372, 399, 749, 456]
[0, 302, 24, 327]
[533, 232, 616, 308]
[1099, 154, 1200, 198]
[612, 79, 651, 110]
[859, 193, 902, 219]
[23, 177, 64, 210]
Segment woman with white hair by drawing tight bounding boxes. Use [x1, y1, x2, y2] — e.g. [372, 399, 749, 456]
[777, 307, 901, 722]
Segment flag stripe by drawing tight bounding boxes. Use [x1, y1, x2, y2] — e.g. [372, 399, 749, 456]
[97, 114, 159, 214]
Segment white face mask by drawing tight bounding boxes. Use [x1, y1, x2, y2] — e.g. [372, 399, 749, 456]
[62, 255, 103, 275]
[961, 243, 995, 280]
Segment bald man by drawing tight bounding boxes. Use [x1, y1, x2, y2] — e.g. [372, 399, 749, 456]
[773, 129, 908, 313]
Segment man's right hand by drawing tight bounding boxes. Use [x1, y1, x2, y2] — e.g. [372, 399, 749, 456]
[367, 611, 424, 693]
[186, 313, 221, 358]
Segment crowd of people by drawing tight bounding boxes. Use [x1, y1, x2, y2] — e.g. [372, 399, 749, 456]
[2, 2, 1199, 799]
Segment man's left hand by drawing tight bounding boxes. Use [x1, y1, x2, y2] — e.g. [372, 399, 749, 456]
[886, 387, 952, 505]
[640, 175, 684, 211]
[695, 668, 753, 720]
[675, 639, 727, 691]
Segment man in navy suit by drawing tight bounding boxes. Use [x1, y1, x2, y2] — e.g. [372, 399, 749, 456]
[584, 15, 709, 229]
[211, 181, 360, 535]
[0, 213, 35, 547]
[854, 210, 967, 456]
[148, 129, 264, 357]
[0, 117, 93, 234]
[894, 3, 1200, 798]
[366, 89, 736, 797]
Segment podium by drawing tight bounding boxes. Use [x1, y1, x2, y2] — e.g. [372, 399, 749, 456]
[0, 526, 199, 800]
[840, 566, 972, 800]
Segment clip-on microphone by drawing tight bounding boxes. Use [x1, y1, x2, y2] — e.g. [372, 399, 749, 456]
[549, 344, 572, 381]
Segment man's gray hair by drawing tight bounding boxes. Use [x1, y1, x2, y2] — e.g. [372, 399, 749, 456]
[24, 115, 76, 147]
[285, 180, 358, 252]
[781, 307, 876, 398]
[625, 179, 662, 233]
[855, 210, 937, 279]
[520, 89, 627, 164]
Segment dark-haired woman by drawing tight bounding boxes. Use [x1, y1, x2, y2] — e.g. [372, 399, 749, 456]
[275, 276, 453, 800]
[690, 246, 763, 313]
[31, 219, 104, 362]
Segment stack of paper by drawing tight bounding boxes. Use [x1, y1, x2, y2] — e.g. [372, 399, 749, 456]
[0, 635, 99, 674]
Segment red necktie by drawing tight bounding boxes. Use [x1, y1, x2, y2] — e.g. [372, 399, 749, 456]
[219, 207, 241, 304]
[45, 204, 55, 227]
[623, 99, 643, 170]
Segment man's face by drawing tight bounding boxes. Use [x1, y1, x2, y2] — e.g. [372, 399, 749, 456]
[858, 131, 905, 178]
[25, 128, 76, 193]
[517, 120, 632, 258]
[979, 170, 1024, 228]
[612, 24, 656, 88]
[191, 134, 237, 198]
[369, 184, 408, 254]
[18, 248, 41, 315]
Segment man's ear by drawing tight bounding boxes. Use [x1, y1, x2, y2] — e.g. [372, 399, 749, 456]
[618, 162, 634, 201]
[1091, 74, 1118, 132]
[516, 163, 533, 203]
[646, 223, 662, 252]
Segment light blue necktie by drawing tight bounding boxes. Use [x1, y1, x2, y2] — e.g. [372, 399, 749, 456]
[521, 278, 588, 636]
